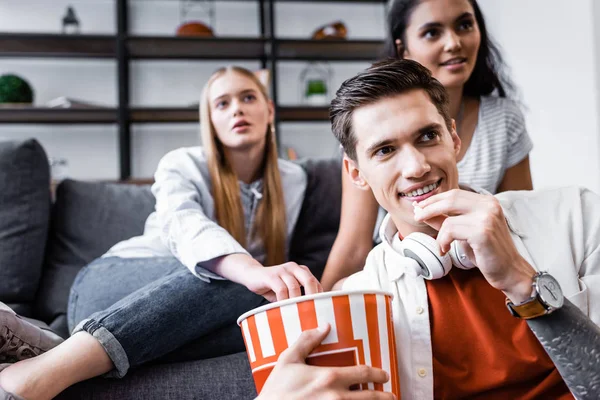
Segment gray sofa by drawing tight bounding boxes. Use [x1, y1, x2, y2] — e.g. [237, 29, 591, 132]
[0, 138, 342, 399]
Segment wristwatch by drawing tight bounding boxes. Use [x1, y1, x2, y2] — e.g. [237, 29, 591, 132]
[506, 271, 564, 319]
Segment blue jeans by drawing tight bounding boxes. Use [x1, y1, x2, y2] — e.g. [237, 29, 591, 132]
[68, 257, 268, 378]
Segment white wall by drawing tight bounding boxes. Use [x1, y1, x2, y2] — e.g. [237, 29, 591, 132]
[2, 1, 600, 190]
[0, 0, 384, 180]
[479, 0, 600, 193]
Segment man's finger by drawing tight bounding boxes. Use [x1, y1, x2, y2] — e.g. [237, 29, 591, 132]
[344, 391, 396, 400]
[333, 365, 390, 388]
[436, 217, 472, 254]
[279, 324, 330, 363]
[414, 198, 471, 223]
[419, 214, 447, 232]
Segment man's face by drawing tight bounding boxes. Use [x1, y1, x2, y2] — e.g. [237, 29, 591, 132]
[346, 89, 461, 236]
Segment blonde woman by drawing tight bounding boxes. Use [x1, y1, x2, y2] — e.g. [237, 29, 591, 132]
[0, 66, 322, 399]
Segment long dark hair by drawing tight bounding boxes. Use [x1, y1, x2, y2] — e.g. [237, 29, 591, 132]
[383, 0, 514, 98]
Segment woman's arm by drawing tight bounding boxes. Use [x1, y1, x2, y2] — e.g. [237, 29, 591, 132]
[496, 156, 533, 193]
[152, 149, 250, 275]
[320, 161, 380, 291]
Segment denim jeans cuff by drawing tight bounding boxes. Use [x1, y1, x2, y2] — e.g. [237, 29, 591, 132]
[72, 318, 130, 378]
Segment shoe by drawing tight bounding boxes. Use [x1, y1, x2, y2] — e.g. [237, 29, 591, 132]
[0, 302, 64, 364]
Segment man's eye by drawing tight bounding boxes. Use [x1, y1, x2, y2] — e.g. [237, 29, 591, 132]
[419, 131, 440, 143]
[375, 146, 394, 156]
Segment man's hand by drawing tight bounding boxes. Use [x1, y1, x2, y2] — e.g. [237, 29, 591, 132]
[258, 324, 396, 400]
[414, 189, 535, 303]
[243, 261, 323, 302]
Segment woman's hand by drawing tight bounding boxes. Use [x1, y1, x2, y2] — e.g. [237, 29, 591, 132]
[244, 261, 323, 302]
[206, 253, 322, 302]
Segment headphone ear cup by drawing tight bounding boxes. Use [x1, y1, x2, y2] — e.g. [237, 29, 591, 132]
[401, 232, 452, 280]
[449, 241, 477, 270]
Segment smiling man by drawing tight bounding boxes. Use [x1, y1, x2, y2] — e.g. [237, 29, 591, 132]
[256, 59, 600, 400]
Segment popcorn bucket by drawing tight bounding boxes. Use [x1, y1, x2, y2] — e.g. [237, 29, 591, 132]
[237, 290, 400, 397]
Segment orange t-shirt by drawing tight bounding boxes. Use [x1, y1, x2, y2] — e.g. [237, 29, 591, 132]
[425, 268, 573, 400]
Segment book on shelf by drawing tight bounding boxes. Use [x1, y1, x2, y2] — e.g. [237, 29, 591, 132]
[46, 96, 109, 109]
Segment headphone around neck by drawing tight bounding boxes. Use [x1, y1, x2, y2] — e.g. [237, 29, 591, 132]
[399, 232, 476, 279]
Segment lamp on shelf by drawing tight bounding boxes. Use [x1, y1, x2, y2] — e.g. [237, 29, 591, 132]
[298, 62, 333, 106]
[61, 5, 80, 34]
[176, 0, 216, 37]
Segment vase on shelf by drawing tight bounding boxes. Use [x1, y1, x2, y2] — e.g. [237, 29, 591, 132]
[176, 0, 216, 37]
[299, 62, 333, 106]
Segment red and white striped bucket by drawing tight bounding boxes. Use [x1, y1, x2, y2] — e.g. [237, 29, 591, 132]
[237, 290, 400, 397]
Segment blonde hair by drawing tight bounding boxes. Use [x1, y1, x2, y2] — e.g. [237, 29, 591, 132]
[200, 66, 286, 266]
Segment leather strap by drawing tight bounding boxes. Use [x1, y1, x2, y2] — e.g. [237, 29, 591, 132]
[506, 296, 548, 319]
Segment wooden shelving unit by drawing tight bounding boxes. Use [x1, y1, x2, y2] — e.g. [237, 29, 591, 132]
[0, 108, 117, 124]
[0, 34, 116, 58]
[0, 0, 386, 179]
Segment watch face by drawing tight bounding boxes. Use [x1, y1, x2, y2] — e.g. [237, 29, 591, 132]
[536, 274, 564, 309]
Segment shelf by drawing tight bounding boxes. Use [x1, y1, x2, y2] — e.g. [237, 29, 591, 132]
[277, 106, 329, 121]
[129, 107, 198, 123]
[275, 0, 386, 2]
[0, 108, 117, 123]
[276, 39, 384, 61]
[127, 36, 266, 60]
[129, 106, 329, 123]
[0, 34, 116, 58]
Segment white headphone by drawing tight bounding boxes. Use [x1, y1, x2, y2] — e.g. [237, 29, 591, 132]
[399, 232, 476, 280]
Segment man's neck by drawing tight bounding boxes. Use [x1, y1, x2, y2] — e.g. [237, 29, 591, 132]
[224, 142, 266, 184]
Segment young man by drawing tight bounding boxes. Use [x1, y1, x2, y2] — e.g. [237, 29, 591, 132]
[257, 59, 600, 400]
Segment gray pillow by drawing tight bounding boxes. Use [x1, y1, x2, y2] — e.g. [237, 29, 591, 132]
[35, 180, 155, 336]
[0, 139, 50, 306]
[289, 157, 342, 280]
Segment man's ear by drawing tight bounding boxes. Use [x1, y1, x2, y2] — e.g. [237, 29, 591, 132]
[449, 119, 461, 157]
[343, 155, 370, 191]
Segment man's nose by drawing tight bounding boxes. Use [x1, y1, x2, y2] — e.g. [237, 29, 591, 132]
[399, 147, 431, 179]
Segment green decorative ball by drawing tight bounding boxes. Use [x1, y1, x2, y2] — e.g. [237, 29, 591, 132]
[0, 74, 34, 104]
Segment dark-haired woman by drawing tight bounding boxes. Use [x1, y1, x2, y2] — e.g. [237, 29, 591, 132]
[321, 0, 533, 290]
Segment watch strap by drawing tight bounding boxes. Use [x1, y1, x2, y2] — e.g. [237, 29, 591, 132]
[506, 296, 548, 319]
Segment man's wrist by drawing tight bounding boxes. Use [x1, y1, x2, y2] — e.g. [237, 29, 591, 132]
[500, 259, 536, 304]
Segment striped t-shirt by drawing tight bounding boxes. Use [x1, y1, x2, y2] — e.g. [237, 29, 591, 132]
[374, 95, 533, 242]
[456, 95, 533, 193]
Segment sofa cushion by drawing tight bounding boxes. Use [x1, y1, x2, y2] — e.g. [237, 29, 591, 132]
[58, 352, 256, 400]
[289, 157, 342, 280]
[0, 139, 50, 308]
[35, 180, 155, 336]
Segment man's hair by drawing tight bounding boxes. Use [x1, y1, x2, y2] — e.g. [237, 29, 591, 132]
[330, 58, 452, 161]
